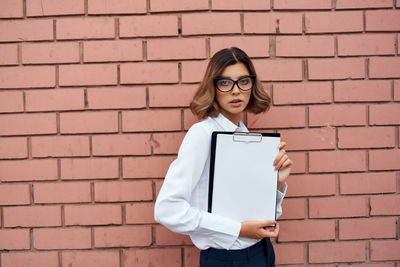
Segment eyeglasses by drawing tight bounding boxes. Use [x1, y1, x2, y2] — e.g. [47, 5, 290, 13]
[214, 75, 255, 92]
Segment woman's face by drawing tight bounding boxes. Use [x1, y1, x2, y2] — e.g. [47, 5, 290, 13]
[215, 62, 252, 125]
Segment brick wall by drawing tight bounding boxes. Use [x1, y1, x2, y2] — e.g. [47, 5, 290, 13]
[0, 0, 399, 266]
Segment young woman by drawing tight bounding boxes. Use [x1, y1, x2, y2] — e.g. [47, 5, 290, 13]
[154, 47, 293, 267]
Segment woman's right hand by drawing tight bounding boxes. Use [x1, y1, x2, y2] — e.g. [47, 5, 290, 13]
[239, 220, 279, 239]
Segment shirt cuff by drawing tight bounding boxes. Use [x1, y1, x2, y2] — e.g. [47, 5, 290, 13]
[198, 211, 241, 249]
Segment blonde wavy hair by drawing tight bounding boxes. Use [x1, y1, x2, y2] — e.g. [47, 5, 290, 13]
[190, 47, 271, 119]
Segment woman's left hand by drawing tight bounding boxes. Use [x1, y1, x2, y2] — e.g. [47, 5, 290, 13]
[273, 141, 293, 192]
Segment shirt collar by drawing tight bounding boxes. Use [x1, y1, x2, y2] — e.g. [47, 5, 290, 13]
[213, 113, 249, 132]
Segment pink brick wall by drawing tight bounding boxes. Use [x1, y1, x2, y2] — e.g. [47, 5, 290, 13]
[0, 0, 399, 266]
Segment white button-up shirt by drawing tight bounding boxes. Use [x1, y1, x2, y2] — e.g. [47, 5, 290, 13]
[154, 113, 286, 250]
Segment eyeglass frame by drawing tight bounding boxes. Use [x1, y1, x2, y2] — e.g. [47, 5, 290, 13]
[213, 75, 256, 93]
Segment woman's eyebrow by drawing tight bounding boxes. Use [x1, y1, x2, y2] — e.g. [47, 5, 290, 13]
[218, 75, 250, 79]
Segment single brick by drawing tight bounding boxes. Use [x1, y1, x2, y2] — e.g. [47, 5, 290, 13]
[155, 225, 193, 246]
[126, 203, 156, 224]
[370, 194, 400, 215]
[276, 36, 334, 57]
[0, 184, 30, 205]
[181, 60, 208, 83]
[119, 15, 178, 37]
[120, 62, 179, 84]
[212, 0, 270, 10]
[280, 128, 335, 151]
[56, 17, 115, 40]
[334, 80, 391, 102]
[0, 91, 23, 113]
[61, 158, 119, 180]
[0, 229, 30, 250]
[244, 12, 302, 34]
[339, 217, 396, 240]
[274, 82, 332, 105]
[370, 57, 400, 78]
[0, 44, 18, 65]
[65, 204, 122, 226]
[94, 226, 152, 247]
[34, 228, 91, 249]
[253, 59, 303, 81]
[27, 0, 84, 16]
[147, 38, 206, 60]
[2, 252, 58, 267]
[32, 135, 89, 158]
[309, 104, 366, 127]
[0, 137, 27, 159]
[94, 181, 153, 202]
[122, 109, 181, 132]
[0, 0, 23, 18]
[84, 40, 142, 62]
[279, 198, 307, 220]
[336, 0, 392, 9]
[286, 174, 336, 197]
[305, 11, 363, 33]
[0, 66, 55, 89]
[34, 182, 91, 204]
[88, 0, 146, 14]
[123, 248, 182, 267]
[62, 250, 120, 267]
[3, 205, 61, 227]
[338, 126, 395, 149]
[0, 113, 57, 136]
[309, 150, 367, 173]
[309, 241, 366, 263]
[152, 132, 185, 154]
[0, 19, 53, 42]
[22, 42, 80, 64]
[182, 13, 241, 35]
[340, 172, 396, 195]
[123, 156, 175, 178]
[88, 86, 146, 109]
[370, 104, 400, 125]
[60, 111, 118, 134]
[309, 196, 368, 218]
[275, 243, 305, 265]
[0, 159, 57, 182]
[369, 149, 400, 171]
[274, 0, 331, 10]
[370, 240, 400, 261]
[278, 220, 335, 242]
[59, 64, 117, 86]
[338, 34, 395, 56]
[151, 0, 208, 12]
[247, 106, 306, 129]
[366, 10, 400, 31]
[26, 88, 84, 112]
[308, 58, 365, 80]
[149, 84, 198, 108]
[210, 36, 270, 58]
[92, 134, 151, 156]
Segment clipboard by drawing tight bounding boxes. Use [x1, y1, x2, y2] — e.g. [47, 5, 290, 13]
[208, 131, 280, 222]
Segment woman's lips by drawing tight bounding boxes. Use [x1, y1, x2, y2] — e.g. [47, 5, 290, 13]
[229, 99, 243, 107]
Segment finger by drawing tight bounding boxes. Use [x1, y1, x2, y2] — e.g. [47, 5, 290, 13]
[260, 220, 277, 227]
[276, 154, 288, 170]
[280, 159, 293, 169]
[279, 142, 287, 149]
[274, 149, 286, 165]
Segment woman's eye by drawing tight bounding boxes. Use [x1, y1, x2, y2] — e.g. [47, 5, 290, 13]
[239, 78, 250, 85]
[219, 80, 230, 86]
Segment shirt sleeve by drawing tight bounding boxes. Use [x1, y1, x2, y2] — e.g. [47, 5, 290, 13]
[154, 123, 241, 249]
[276, 183, 287, 220]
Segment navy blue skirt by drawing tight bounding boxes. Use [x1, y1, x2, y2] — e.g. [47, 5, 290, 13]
[200, 238, 275, 267]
